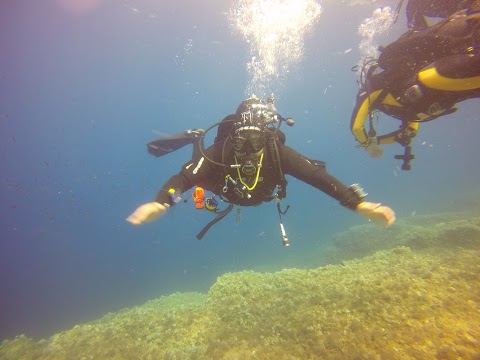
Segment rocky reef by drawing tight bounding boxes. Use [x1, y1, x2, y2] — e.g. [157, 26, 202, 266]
[1, 210, 479, 359]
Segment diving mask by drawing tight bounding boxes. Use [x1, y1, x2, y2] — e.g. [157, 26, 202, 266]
[231, 130, 264, 153]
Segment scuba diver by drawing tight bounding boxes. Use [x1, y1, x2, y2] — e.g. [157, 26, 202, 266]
[405, 0, 480, 30]
[127, 96, 395, 245]
[350, 9, 480, 170]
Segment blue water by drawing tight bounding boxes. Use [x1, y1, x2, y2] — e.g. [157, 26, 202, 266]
[1, 0, 479, 341]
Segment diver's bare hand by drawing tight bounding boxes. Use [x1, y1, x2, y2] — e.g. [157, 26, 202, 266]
[364, 137, 384, 158]
[356, 201, 395, 226]
[126, 202, 169, 225]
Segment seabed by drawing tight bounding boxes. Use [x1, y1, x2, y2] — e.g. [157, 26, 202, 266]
[2, 210, 479, 359]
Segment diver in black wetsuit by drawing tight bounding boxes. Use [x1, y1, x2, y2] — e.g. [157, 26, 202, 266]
[127, 96, 395, 244]
[351, 10, 480, 170]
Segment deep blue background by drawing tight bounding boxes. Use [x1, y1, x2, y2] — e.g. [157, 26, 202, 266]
[1, 0, 479, 340]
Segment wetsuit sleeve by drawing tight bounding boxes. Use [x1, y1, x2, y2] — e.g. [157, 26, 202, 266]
[280, 146, 363, 210]
[350, 88, 384, 145]
[350, 71, 393, 146]
[155, 173, 195, 206]
[406, 0, 429, 30]
[154, 150, 212, 206]
[407, 0, 480, 30]
[377, 121, 420, 145]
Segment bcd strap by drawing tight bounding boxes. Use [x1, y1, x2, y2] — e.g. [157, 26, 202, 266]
[267, 133, 288, 199]
[196, 202, 234, 240]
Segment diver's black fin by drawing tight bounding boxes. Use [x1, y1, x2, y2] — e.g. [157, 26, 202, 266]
[147, 129, 204, 158]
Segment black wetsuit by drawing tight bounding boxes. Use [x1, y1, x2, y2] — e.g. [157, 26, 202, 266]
[155, 142, 363, 210]
[406, 0, 479, 30]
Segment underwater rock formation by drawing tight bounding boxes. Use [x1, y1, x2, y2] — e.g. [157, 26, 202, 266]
[1, 211, 479, 359]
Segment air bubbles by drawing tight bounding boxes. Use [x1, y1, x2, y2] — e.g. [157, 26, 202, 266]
[357, 6, 395, 75]
[229, 0, 322, 98]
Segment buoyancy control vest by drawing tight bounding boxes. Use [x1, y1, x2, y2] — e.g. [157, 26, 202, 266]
[213, 114, 288, 201]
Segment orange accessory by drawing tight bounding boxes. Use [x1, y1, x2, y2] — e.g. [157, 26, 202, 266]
[192, 187, 205, 209]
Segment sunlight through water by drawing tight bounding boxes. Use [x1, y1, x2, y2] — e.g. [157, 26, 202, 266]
[229, 0, 322, 98]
